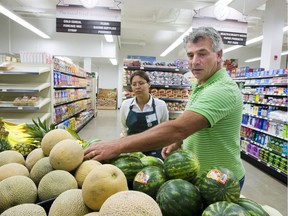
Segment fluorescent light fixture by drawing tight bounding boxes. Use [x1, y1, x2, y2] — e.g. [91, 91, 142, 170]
[215, 0, 233, 6]
[224, 26, 288, 54]
[245, 50, 288, 63]
[104, 34, 114, 42]
[244, 57, 261, 63]
[0, 5, 50, 39]
[160, 27, 192, 57]
[109, 58, 117, 65]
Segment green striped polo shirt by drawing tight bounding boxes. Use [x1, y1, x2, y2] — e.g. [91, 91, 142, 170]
[183, 68, 245, 180]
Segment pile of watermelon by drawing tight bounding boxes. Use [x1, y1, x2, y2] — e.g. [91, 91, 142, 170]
[109, 149, 269, 216]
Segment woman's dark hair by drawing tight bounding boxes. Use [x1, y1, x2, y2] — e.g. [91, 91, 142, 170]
[130, 70, 150, 84]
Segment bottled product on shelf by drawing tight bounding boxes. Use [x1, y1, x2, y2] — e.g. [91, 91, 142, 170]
[122, 59, 191, 119]
[231, 66, 288, 184]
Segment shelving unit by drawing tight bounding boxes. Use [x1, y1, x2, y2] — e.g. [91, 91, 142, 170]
[52, 57, 95, 132]
[233, 70, 287, 184]
[0, 64, 52, 125]
[122, 65, 191, 119]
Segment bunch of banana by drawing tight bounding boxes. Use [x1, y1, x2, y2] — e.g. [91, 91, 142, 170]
[3, 121, 36, 155]
[0, 119, 11, 152]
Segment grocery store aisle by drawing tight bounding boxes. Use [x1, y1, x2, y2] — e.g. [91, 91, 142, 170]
[79, 110, 287, 216]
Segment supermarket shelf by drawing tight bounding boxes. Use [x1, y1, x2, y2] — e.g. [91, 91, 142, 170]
[242, 92, 287, 97]
[54, 86, 86, 89]
[0, 83, 51, 92]
[241, 137, 286, 158]
[123, 66, 189, 73]
[0, 64, 50, 75]
[151, 84, 190, 89]
[243, 100, 288, 108]
[242, 113, 288, 124]
[54, 97, 90, 107]
[54, 108, 86, 125]
[233, 73, 287, 80]
[241, 151, 287, 185]
[0, 98, 51, 110]
[1, 113, 51, 125]
[53, 70, 86, 78]
[76, 115, 94, 133]
[244, 83, 287, 87]
[241, 124, 288, 141]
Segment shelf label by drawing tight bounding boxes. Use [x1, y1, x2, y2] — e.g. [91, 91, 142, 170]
[267, 163, 271, 167]
[1, 89, 7, 92]
[18, 107, 23, 110]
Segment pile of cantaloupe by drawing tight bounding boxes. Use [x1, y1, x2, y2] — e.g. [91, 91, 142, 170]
[0, 128, 162, 215]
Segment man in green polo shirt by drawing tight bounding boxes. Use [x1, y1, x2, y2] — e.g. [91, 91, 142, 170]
[84, 26, 245, 189]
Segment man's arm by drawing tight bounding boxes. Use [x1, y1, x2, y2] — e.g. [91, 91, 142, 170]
[84, 110, 209, 161]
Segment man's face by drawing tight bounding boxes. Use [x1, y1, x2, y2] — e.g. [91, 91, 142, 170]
[186, 37, 222, 84]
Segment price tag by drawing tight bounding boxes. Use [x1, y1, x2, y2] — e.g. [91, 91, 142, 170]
[277, 169, 281, 173]
[2, 89, 7, 92]
[18, 107, 23, 110]
[267, 164, 271, 167]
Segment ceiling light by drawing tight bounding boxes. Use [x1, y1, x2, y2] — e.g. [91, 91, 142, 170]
[224, 26, 288, 54]
[244, 50, 288, 63]
[160, 27, 192, 57]
[104, 35, 114, 43]
[0, 5, 50, 39]
[109, 58, 117, 65]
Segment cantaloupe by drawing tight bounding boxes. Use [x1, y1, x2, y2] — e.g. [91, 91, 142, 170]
[0, 162, 29, 181]
[84, 212, 100, 216]
[99, 190, 162, 216]
[49, 139, 83, 172]
[1, 203, 47, 216]
[38, 170, 78, 201]
[0, 150, 25, 166]
[41, 129, 74, 156]
[48, 189, 91, 216]
[0, 175, 38, 213]
[30, 157, 54, 186]
[82, 164, 128, 211]
[74, 160, 102, 188]
[25, 147, 45, 171]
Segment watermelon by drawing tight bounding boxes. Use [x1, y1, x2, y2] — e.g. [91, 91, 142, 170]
[202, 201, 250, 216]
[129, 152, 146, 159]
[163, 149, 200, 182]
[112, 155, 144, 182]
[133, 166, 166, 199]
[237, 198, 269, 216]
[198, 167, 240, 205]
[140, 156, 164, 168]
[156, 179, 203, 216]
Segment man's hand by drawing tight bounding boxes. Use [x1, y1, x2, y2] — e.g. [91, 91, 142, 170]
[83, 141, 120, 161]
[161, 142, 182, 159]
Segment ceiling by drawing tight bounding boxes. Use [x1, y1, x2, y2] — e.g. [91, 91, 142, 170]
[0, 0, 287, 65]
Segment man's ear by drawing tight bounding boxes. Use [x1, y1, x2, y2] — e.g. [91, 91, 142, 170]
[217, 50, 223, 63]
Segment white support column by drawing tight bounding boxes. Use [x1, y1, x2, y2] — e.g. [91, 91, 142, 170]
[83, 57, 92, 72]
[260, 0, 286, 70]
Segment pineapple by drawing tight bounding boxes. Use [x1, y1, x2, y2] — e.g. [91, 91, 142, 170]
[13, 143, 38, 156]
[27, 118, 55, 144]
[0, 139, 11, 152]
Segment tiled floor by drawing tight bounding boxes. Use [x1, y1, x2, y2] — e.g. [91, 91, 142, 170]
[79, 110, 288, 215]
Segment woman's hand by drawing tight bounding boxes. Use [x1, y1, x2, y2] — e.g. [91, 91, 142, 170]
[161, 142, 182, 159]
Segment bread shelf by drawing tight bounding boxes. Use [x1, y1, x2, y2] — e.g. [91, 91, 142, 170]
[0, 98, 51, 110]
[0, 83, 51, 92]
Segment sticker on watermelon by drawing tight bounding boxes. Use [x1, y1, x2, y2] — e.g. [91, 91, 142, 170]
[134, 171, 150, 184]
[207, 169, 228, 185]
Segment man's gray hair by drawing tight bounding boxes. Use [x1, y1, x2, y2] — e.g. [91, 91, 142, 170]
[183, 27, 224, 52]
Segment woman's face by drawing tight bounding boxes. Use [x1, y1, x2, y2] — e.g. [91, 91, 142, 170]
[131, 75, 150, 96]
